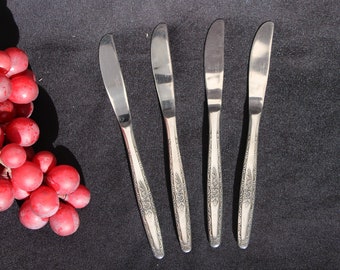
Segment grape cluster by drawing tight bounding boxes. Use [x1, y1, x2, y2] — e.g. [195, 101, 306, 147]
[0, 47, 90, 236]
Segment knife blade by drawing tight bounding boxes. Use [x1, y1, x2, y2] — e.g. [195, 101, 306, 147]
[238, 21, 274, 249]
[99, 33, 164, 259]
[204, 19, 225, 248]
[151, 23, 192, 253]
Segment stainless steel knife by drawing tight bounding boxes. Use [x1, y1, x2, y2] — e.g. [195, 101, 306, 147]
[238, 21, 274, 249]
[151, 23, 191, 253]
[204, 19, 225, 248]
[99, 33, 164, 259]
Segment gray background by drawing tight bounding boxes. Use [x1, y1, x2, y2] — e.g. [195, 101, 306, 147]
[0, 0, 339, 269]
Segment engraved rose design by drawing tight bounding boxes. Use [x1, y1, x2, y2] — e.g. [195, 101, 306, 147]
[138, 181, 154, 217]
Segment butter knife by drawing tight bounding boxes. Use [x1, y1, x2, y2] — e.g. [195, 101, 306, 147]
[204, 19, 225, 248]
[238, 21, 274, 249]
[99, 34, 164, 259]
[151, 23, 191, 253]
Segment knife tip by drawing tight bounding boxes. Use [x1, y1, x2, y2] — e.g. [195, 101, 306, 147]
[100, 33, 113, 42]
[262, 21, 275, 30]
[154, 22, 168, 32]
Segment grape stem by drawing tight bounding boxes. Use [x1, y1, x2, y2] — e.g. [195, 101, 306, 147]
[58, 194, 68, 201]
[0, 160, 12, 179]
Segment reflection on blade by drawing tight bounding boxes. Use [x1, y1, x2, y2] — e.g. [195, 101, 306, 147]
[151, 23, 175, 118]
[248, 22, 274, 102]
[205, 19, 224, 113]
[99, 34, 131, 126]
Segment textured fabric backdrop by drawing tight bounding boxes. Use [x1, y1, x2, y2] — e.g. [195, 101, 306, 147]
[0, 0, 339, 269]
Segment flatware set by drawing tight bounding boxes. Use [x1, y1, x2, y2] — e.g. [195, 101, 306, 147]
[99, 21, 274, 258]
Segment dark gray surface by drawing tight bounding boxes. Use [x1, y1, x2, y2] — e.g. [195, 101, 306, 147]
[0, 0, 339, 269]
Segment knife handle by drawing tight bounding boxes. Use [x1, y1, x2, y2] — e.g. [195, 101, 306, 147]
[121, 124, 164, 259]
[238, 113, 261, 249]
[165, 116, 191, 253]
[207, 111, 223, 248]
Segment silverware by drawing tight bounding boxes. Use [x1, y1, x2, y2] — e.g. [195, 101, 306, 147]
[238, 21, 274, 249]
[204, 19, 225, 248]
[99, 34, 164, 259]
[151, 23, 191, 253]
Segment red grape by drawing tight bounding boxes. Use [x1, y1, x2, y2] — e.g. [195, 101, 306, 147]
[9, 75, 39, 104]
[49, 202, 79, 236]
[14, 102, 34, 118]
[0, 100, 16, 123]
[32, 151, 56, 173]
[5, 47, 28, 77]
[0, 74, 12, 102]
[11, 161, 43, 191]
[0, 47, 90, 235]
[46, 165, 80, 194]
[12, 181, 30, 200]
[0, 179, 14, 211]
[19, 199, 48, 230]
[0, 143, 27, 168]
[30, 186, 59, 218]
[0, 51, 11, 74]
[6, 117, 40, 147]
[62, 184, 90, 209]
